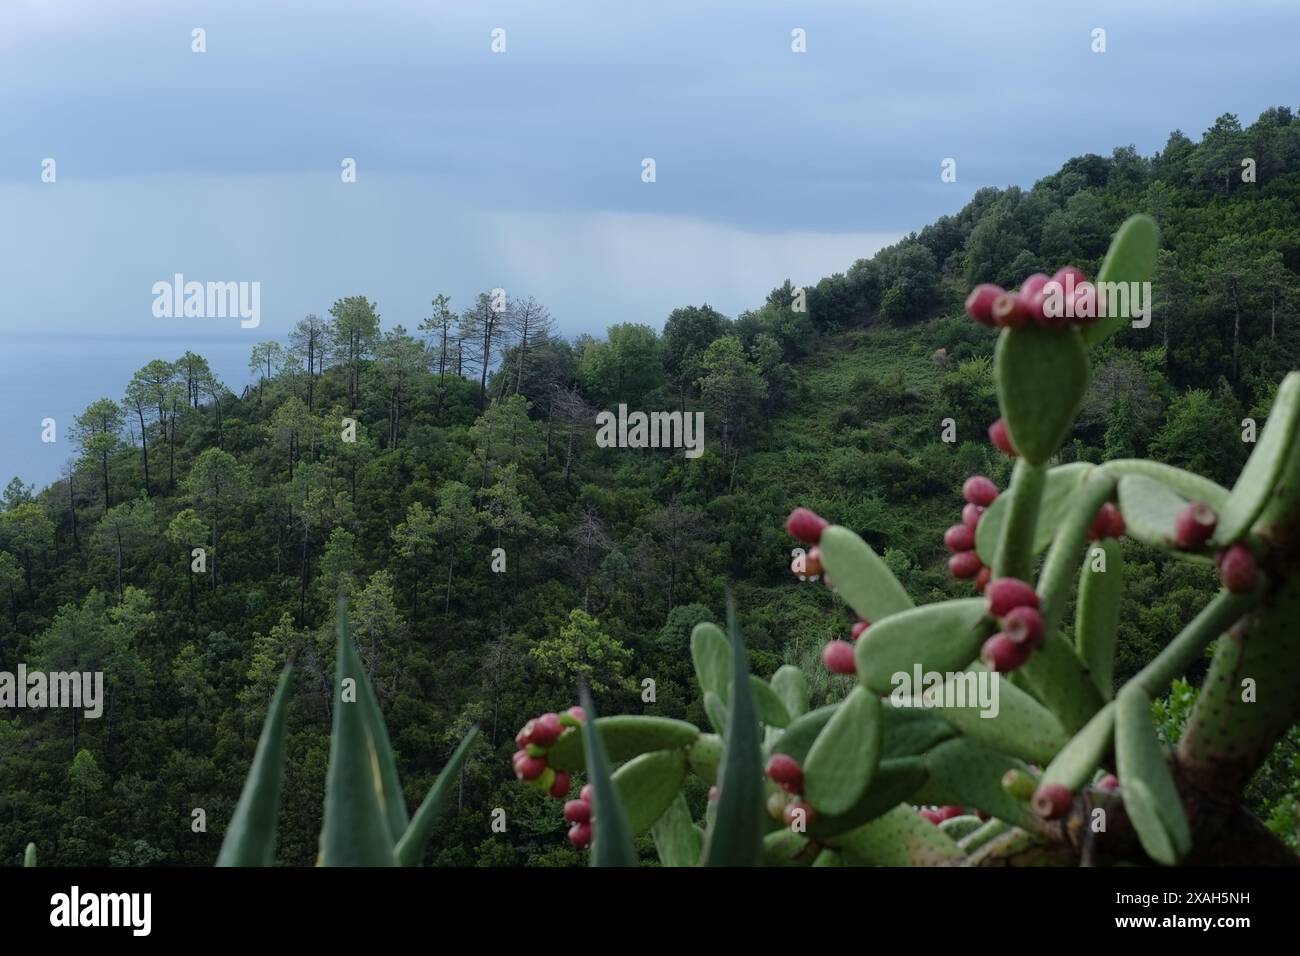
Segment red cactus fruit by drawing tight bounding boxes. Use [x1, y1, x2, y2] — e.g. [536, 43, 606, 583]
[981, 633, 1033, 673]
[850, 619, 870, 642]
[513, 753, 547, 781]
[1219, 543, 1258, 594]
[766, 791, 790, 820]
[1096, 774, 1120, 792]
[1088, 502, 1125, 540]
[962, 503, 985, 530]
[1003, 605, 1044, 647]
[515, 723, 534, 749]
[783, 801, 817, 828]
[1174, 502, 1218, 550]
[580, 783, 593, 803]
[563, 799, 591, 823]
[1019, 273, 1052, 325]
[531, 712, 564, 747]
[962, 475, 999, 507]
[986, 577, 1039, 616]
[965, 283, 1004, 326]
[938, 806, 966, 821]
[786, 507, 829, 545]
[991, 292, 1030, 328]
[549, 771, 571, 799]
[1032, 783, 1073, 820]
[975, 565, 992, 593]
[944, 523, 976, 552]
[918, 808, 943, 825]
[1053, 265, 1088, 292]
[766, 753, 804, 793]
[988, 417, 1017, 456]
[822, 640, 857, 675]
[566, 705, 587, 724]
[949, 551, 983, 579]
[568, 822, 593, 849]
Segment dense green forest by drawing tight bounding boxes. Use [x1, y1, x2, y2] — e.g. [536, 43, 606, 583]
[3, 108, 1300, 866]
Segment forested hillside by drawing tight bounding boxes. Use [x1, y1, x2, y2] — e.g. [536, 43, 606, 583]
[3, 108, 1300, 866]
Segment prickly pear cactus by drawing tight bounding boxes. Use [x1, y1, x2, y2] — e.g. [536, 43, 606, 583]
[511, 214, 1300, 867]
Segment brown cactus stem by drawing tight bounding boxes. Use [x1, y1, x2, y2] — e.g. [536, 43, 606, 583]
[993, 459, 1046, 582]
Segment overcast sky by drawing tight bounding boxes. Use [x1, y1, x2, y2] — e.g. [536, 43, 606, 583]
[1, 0, 1297, 486]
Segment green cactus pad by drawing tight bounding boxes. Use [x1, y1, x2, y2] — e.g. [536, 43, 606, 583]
[922, 666, 1069, 765]
[703, 691, 727, 735]
[547, 716, 701, 772]
[994, 326, 1089, 466]
[803, 687, 883, 815]
[827, 804, 965, 866]
[938, 814, 984, 841]
[771, 704, 836, 763]
[811, 848, 842, 866]
[1216, 371, 1300, 544]
[650, 794, 702, 867]
[879, 703, 958, 758]
[1117, 473, 1188, 548]
[686, 732, 723, 784]
[922, 738, 1038, 828]
[770, 665, 810, 720]
[1076, 539, 1123, 699]
[1115, 686, 1191, 865]
[975, 461, 1091, 565]
[750, 676, 792, 727]
[762, 828, 815, 866]
[613, 749, 688, 835]
[1041, 701, 1115, 790]
[1016, 629, 1105, 735]
[817, 525, 914, 622]
[854, 598, 988, 695]
[805, 757, 929, 839]
[690, 622, 731, 702]
[1098, 459, 1229, 510]
[1079, 214, 1160, 347]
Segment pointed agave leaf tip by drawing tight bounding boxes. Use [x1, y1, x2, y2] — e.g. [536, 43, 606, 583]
[217, 664, 294, 867]
[320, 603, 398, 866]
[578, 683, 638, 867]
[24, 843, 36, 867]
[395, 724, 481, 866]
[702, 595, 765, 866]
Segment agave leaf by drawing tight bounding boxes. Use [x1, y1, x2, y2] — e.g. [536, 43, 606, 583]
[578, 686, 638, 867]
[547, 716, 700, 772]
[702, 600, 765, 866]
[975, 462, 1091, 565]
[750, 676, 792, 728]
[854, 598, 988, 695]
[1076, 539, 1123, 699]
[922, 666, 1069, 765]
[923, 737, 1037, 828]
[24, 843, 36, 867]
[994, 326, 1089, 466]
[803, 687, 882, 815]
[356, 657, 408, 844]
[650, 794, 702, 867]
[1217, 371, 1300, 543]
[817, 525, 913, 622]
[1080, 214, 1161, 347]
[613, 749, 688, 835]
[1115, 686, 1191, 865]
[769, 665, 809, 720]
[690, 622, 731, 702]
[217, 665, 294, 867]
[394, 726, 480, 866]
[321, 613, 397, 866]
